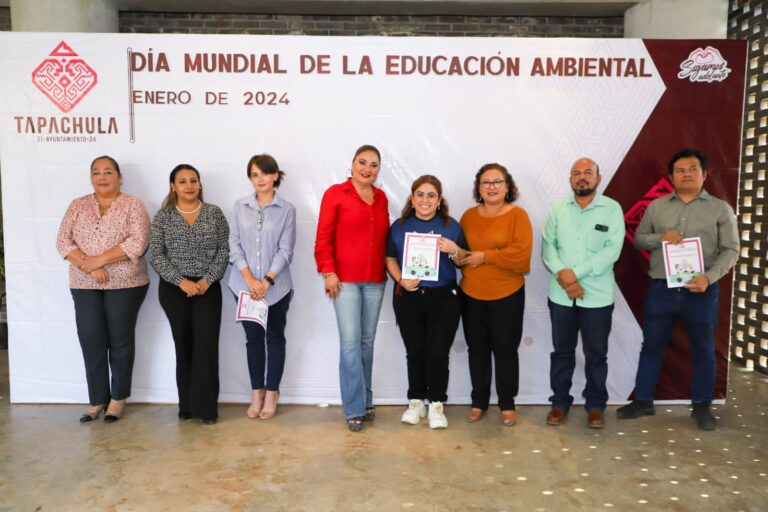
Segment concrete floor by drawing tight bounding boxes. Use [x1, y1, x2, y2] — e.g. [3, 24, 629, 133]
[0, 349, 766, 512]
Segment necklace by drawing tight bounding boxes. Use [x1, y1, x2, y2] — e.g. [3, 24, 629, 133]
[176, 201, 202, 214]
[95, 194, 119, 213]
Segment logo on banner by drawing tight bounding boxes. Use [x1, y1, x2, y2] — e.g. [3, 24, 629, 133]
[32, 41, 98, 112]
[677, 46, 731, 83]
[625, 178, 674, 260]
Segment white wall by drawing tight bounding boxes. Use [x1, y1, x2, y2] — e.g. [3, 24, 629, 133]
[625, 0, 728, 39]
[10, 0, 118, 32]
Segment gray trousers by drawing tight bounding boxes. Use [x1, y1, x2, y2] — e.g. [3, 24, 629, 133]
[71, 285, 148, 406]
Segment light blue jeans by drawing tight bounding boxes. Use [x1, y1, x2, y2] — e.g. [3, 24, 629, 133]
[333, 282, 385, 420]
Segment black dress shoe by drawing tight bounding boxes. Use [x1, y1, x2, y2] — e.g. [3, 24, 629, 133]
[616, 400, 655, 419]
[178, 411, 192, 420]
[691, 403, 716, 430]
[202, 418, 217, 425]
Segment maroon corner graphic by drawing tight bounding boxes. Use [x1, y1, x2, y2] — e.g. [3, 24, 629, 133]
[624, 178, 674, 261]
[31, 41, 98, 113]
[606, 40, 746, 401]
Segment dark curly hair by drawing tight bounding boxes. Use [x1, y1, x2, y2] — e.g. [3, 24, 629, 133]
[472, 163, 519, 204]
[399, 174, 451, 226]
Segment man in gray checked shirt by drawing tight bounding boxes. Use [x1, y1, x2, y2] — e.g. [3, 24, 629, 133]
[617, 148, 739, 431]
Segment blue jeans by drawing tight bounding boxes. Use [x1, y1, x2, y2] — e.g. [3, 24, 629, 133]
[548, 300, 613, 412]
[635, 280, 719, 403]
[242, 291, 292, 391]
[333, 282, 385, 420]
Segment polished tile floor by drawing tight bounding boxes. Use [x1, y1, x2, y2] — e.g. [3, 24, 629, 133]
[0, 349, 765, 511]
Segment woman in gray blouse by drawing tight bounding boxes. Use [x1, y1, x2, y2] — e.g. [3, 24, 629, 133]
[150, 164, 229, 425]
[229, 154, 296, 420]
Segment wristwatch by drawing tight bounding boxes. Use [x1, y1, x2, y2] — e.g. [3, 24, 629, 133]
[264, 275, 275, 285]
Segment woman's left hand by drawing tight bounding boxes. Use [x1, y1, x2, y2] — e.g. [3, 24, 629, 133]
[457, 251, 485, 268]
[195, 278, 210, 295]
[439, 237, 458, 254]
[90, 268, 109, 284]
[257, 278, 272, 300]
[80, 255, 106, 273]
[399, 278, 421, 292]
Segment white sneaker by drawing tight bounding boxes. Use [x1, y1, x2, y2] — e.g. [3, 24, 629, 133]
[401, 399, 427, 425]
[428, 401, 448, 429]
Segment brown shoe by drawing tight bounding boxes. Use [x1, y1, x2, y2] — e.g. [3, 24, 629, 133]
[588, 410, 605, 428]
[466, 407, 484, 423]
[501, 410, 517, 427]
[546, 408, 567, 426]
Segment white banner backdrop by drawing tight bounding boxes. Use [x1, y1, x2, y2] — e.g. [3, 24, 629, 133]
[0, 33, 664, 405]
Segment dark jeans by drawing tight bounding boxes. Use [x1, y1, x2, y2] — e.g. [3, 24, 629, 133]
[393, 283, 461, 403]
[635, 280, 719, 403]
[70, 285, 148, 406]
[159, 279, 222, 421]
[462, 286, 525, 411]
[242, 290, 292, 391]
[548, 299, 614, 412]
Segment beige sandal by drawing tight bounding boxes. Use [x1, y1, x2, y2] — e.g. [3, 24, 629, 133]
[247, 388, 266, 419]
[259, 390, 279, 420]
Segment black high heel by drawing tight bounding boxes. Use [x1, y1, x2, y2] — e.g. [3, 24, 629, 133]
[104, 410, 122, 423]
[104, 400, 125, 423]
[79, 406, 104, 423]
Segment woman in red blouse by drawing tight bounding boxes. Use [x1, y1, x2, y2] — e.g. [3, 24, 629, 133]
[314, 145, 390, 432]
[56, 156, 150, 423]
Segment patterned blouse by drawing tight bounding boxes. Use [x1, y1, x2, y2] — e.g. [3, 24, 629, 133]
[56, 193, 150, 290]
[150, 203, 230, 286]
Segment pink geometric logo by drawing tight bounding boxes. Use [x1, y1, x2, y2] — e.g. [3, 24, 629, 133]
[625, 178, 674, 260]
[32, 41, 98, 113]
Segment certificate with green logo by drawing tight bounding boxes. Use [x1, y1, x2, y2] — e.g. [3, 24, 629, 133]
[402, 232, 440, 282]
[662, 237, 704, 288]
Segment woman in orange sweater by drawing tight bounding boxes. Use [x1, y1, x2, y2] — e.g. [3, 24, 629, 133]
[458, 163, 533, 427]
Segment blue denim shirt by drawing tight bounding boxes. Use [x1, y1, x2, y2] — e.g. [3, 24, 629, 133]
[228, 192, 296, 306]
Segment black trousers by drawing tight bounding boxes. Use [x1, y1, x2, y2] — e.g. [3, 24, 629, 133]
[71, 285, 149, 406]
[159, 279, 222, 421]
[393, 283, 461, 403]
[462, 286, 525, 411]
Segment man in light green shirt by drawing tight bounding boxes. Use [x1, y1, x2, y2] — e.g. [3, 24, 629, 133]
[541, 157, 625, 428]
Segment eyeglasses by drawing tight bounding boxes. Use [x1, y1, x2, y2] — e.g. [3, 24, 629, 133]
[480, 179, 505, 189]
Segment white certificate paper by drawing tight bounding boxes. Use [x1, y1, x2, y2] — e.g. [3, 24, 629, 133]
[402, 232, 441, 282]
[235, 291, 268, 328]
[662, 236, 705, 288]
